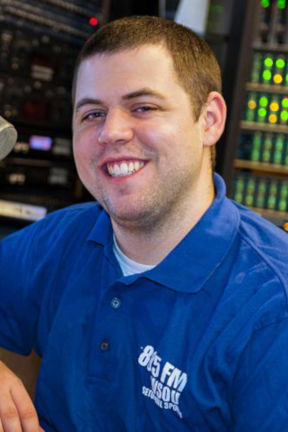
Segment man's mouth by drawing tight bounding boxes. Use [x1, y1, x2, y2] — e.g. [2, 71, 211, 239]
[106, 160, 145, 177]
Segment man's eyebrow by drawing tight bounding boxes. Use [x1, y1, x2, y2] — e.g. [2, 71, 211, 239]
[122, 88, 166, 101]
[74, 98, 102, 113]
[74, 89, 166, 113]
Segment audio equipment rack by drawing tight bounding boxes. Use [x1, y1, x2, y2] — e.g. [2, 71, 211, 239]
[0, 0, 109, 225]
[221, 0, 288, 232]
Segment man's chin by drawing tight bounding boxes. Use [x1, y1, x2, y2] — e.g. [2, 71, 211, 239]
[107, 206, 160, 232]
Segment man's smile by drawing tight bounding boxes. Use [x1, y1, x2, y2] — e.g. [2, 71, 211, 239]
[105, 159, 146, 178]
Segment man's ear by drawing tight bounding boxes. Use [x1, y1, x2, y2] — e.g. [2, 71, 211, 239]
[201, 92, 227, 147]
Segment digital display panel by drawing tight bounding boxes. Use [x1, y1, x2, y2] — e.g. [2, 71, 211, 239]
[29, 135, 52, 151]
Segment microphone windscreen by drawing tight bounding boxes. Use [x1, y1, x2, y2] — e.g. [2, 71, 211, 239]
[0, 116, 17, 160]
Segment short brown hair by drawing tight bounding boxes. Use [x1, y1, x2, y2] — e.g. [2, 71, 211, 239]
[72, 15, 222, 121]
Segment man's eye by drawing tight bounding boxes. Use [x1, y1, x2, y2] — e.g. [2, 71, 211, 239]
[135, 106, 157, 113]
[82, 111, 105, 121]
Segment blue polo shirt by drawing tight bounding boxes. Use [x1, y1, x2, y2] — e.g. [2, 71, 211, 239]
[0, 174, 288, 432]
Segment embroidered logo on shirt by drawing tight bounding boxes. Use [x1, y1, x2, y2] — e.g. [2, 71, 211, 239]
[138, 345, 187, 419]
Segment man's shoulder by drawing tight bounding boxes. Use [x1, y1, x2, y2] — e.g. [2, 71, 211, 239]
[217, 200, 288, 334]
[235, 201, 288, 257]
[2, 201, 106, 247]
[43, 201, 102, 226]
[232, 200, 288, 291]
[37, 201, 107, 239]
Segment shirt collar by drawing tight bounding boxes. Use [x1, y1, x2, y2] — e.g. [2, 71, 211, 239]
[87, 174, 240, 293]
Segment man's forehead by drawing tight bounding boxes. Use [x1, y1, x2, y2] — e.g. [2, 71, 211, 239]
[78, 43, 172, 72]
[73, 43, 188, 108]
[76, 45, 176, 87]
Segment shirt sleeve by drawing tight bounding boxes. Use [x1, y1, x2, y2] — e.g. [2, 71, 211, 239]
[0, 222, 45, 355]
[231, 316, 288, 432]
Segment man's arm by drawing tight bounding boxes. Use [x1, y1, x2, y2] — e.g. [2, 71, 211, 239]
[0, 228, 44, 432]
[0, 360, 44, 432]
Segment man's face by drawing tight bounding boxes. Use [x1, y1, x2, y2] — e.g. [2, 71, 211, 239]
[72, 44, 211, 230]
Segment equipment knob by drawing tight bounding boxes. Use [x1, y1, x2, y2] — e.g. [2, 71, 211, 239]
[0, 116, 17, 160]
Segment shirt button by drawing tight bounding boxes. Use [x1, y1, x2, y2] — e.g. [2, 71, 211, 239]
[111, 297, 121, 309]
[100, 341, 110, 351]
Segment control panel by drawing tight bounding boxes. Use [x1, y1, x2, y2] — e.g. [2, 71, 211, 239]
[0, 0, 107, 223]
[229, 0, 288, 231]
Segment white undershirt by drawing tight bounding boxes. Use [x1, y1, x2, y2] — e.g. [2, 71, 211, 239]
[113, 235, 155, 276]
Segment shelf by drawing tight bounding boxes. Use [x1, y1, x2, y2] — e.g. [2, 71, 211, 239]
[241, 121, 288, 134]
[250, 207, 288, 222]
[234, 159, 288, 175]
[246, 82, 288, 95]
[253, 43, 288, 52]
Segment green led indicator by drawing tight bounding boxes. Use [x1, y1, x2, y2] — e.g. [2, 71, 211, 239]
[282, 98, 288, 108]
[259, 96, 269, 107]
[276, 58, 285, 68]
[263, 70, 272, 81]
[280, 111, 288, 122]
[262, 0, 270, 7]
[277, 0, 286, 9]
[264, 57, 273, 68]
[258, 108, 267, 117]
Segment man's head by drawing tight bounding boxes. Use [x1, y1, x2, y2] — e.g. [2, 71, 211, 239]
[73, 15, 222, 123]
[72, 16, 226, 234]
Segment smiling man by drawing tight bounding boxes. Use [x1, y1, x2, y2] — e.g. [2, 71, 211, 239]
[0, 15, 287, 432]
[72, 41, 225, 263]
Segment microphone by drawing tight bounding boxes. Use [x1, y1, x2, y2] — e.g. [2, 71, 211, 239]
[0, 115, 17, 160]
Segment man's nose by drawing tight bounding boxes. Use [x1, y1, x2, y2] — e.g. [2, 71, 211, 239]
[97, 109, 134, 146]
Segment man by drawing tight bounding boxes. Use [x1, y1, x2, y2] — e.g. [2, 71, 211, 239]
[0, 15, 287, 432]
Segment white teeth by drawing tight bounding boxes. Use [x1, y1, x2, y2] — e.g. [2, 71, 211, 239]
[107, 160, 144, 177]
[114, 165, 121, 176]
[120, 162, 128, 175]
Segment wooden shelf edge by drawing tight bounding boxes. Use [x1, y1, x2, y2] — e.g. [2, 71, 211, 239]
[249, 207, 288, 220]
[234, 159, 288, 174]
[241, 121, 288, 133]
[246, 82, 288, 94]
